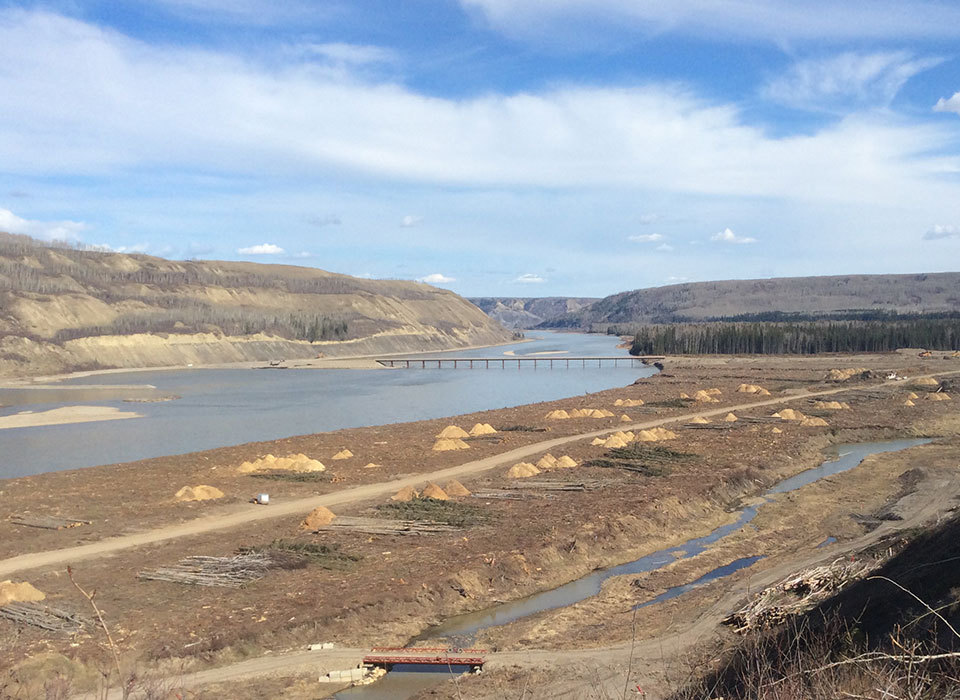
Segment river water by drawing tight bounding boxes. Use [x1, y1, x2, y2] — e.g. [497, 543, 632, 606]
[337, 438, 929, 699]
[0, 332, 651, 478]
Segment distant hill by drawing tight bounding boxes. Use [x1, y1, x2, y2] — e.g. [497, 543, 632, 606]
[541, 273, 960, 329]
[0, 233, 511, 377]
[469, 297, 599, 329]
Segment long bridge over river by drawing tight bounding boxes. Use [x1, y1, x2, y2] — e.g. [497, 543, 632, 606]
[375, 355, 664, 369]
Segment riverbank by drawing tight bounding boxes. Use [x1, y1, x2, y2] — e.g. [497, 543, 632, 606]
[1, 353, 957, 699]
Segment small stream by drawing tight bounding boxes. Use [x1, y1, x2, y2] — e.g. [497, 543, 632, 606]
[335, 437, 929, 698]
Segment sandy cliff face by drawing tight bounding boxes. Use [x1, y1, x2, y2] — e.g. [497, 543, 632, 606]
[0, 234, 511, 377]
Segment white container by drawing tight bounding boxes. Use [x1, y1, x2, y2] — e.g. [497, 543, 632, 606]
[256, 493, 270, 505]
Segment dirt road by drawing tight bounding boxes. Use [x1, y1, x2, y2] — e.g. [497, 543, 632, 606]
[4, 372, 956, 580]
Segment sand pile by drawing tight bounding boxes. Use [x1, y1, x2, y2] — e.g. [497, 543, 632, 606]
[688, 416, 711, 424]
[444, 480, 471, 497]
[507, 462, 540, 478]
[706, 388, 723, 396]
[300, 506, 336, 530]
[693, 390, 719, 403]
[238, 454, 325, 474]
[904, 400, 916, 406]
[591, 437, 606, 445]
[775, 409, 806, 421]
[723, 413, 738, 422]
[771, 427, 782, 434]
[602, 435, 629, 448]
[556, 455, 578, 468]
[620, 414, 632, 422]
[812, 401, 850, 410]
[679, 393, 691, 399]
[615, 430, 635, 441]
[536, 454, 559, 470]
[363, 463, 381, 469]
[436, 425, 470, 439]
[926, 392, 952, 401]
[421, 483, 450, 500]
[614, 398, 645, 407]
[635, 427, 677, 442]
[907, 392, 919, 399]
[175, 485, 225, 502]
[800, 417, 830, 427]
[912, 377, 941, 387]
[737, 384, 771, 395]
[469, 423, 497, 436]
[827, 368, 869, 381]
[545, 410, 570, 420]
[332, 449, 353, 460]
[0, 580, 45, 606]
[432, 438, 470, 451]
[391, 486, 418, 502]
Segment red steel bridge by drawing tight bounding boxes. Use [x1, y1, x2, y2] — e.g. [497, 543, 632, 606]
[363, 646, 487, 669]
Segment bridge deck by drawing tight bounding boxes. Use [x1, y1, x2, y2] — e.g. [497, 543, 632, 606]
[376, 355, 663, 369]
[363, 647, 486, 667]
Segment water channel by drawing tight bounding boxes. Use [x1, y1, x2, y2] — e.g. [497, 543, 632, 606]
[0, 332, 652, 478]
[337, 437, 929, 699]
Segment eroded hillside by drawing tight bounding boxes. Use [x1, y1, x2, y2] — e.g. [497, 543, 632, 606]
[0, 234, 512, 377]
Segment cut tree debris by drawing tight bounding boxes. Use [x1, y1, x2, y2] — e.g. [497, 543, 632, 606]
[0, 602, 88, 634]
[138, 552, 280, 588]
[9, 515, 91, 530]
[311, 516, 462, 535]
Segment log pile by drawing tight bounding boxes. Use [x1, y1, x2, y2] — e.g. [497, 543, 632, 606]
[0, 602, 87, 634]
[313, 516, 461, 535]
[723, 557, 881, 633]
[10, 515, 91, 530]
[138, 552, 278, 587]
[507, 480, 603, 491]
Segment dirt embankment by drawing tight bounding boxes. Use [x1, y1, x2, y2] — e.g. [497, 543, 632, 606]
[0, 354, 957, 699]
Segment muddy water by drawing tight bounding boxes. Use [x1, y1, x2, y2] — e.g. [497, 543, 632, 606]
[0, 332, 653, 478]
[338, 438, 930, 699]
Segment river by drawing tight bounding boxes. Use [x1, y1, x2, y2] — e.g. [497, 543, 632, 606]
[0, 332, 651, 478]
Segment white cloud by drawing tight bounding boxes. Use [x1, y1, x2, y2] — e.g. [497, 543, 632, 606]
[934, 93, 960, 116]
[0, 207, 87, 241]
[305, 43, 395, 66]
[711, 228, 757, 244]
[923, 224, 960, 240]
[628, 233, 664, 242]
[84, 242, 149, 254]
[237, 243, 285, 254]
[418, 273, 455, 284]
[400, 215, 423, 227]
[514, 273, 546, 283]
[665, 275, 689, 283]
[0, 10, 958, 216]
[460, 0, 960, 42]
[291, 251, 313, 258]
[656, 243, 674, 252]
[765, 52, 943, 110]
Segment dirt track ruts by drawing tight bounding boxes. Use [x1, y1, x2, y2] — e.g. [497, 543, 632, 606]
[5, 371, 957, 581]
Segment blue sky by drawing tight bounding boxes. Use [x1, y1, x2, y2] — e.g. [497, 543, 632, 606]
[1, 1, 959, 297]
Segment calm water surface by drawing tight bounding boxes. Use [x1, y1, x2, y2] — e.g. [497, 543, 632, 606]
[0, 332, 652, 478]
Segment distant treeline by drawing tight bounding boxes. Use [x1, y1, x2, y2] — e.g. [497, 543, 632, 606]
[629, 319, 960, 355]
[51, 309, 349, 344]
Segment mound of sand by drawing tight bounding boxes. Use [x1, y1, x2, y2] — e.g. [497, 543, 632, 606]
[635, 427, 678, 442]
[737, 384, 771, 395]
[614, 398, 645, 407]
[363, 463, 381, 469]
[175, 485, 225, 502]
[904, 400, 916, 406]
[912, 377, 941, 387]
[332, 449, 353, 460]
[536, 454, 559, 470]
[0, 580, 45, 606]
[706, 388, 723, 396]
[693, 390, 719, 403]
[926, 392, 952, 401]
[801, 416, 830, 427]
[591, 437, 606, 445]
[391, 486, 419, 502]
[907, 392, 919, 399]
[545, 410, 570, 420]
[238, 453, 326, 474]
[812, 401, 850, 410]
[436, 425, 470, 439]
[599, 409, 615, 417]
[688, 416, 711, 424]
[723, 413, 738, 422]
[620, 414, 632, 422]
[771, 427, 783, 434]
[469, 423, 497, 436]
[776, 408, 806, 421]
[300, 506, 336, 530]
[602, 435, 629, 448]
[432, 438, 470, 451]
[421, 483, 450, 500]
[679, 393, 691, 400]
[444, 480, 471, 497]
[507, 462, 540, 478]
[827, 368, 868, 381]
[556, 455, 578, 468]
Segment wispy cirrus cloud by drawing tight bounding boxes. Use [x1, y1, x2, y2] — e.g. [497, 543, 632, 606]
[628, 233, 664, 242]
[514, 273, 546, 283]
[923, 224, 960, 240]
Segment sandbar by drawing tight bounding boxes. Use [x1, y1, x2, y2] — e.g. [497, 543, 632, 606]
[0, 405, 143, 430]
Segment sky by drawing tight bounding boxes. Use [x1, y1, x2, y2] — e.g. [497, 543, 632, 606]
[1, 1, 959, 298]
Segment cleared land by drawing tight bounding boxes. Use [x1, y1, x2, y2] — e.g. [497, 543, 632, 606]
[1, 352, 958, 699]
